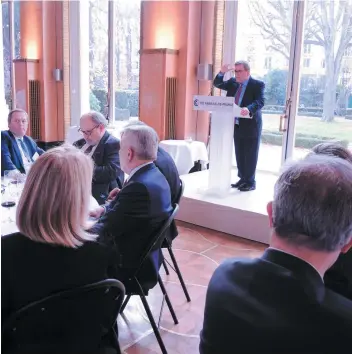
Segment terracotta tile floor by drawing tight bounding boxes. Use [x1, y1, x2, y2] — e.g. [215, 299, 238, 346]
[118, 221, 267, 354]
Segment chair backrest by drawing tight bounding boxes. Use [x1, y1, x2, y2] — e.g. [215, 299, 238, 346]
[174, 179, 185, 205]
[136, 204, 179, 274]
[2, 279, 125, 354]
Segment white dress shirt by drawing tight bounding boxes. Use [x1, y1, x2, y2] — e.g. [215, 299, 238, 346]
[15, 136, 32, 173]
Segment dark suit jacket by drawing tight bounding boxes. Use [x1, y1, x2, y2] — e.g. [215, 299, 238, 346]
[213, 73, 265, 137]
[74, 131, 124, 204]
[1, 232, 117, 323]
[95, 163, 173, 272]
[324, 250, 352, 300]
[200, 248, 352, 354]
[155, 147, 181, 240]
[1, 130, 45, 175]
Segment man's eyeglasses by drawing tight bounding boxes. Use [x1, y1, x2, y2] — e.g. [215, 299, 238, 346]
[78, 124, 100, 136]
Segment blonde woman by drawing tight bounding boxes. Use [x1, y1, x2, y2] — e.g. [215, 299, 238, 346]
[1, 145, 117, 322]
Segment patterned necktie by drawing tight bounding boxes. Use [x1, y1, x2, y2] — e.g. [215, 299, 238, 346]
[18, 139, 32, 162]
[84, 145, 94, 155]
[234, 84, 243, 125]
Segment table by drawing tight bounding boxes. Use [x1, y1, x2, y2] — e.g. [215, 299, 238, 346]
[1, 195, 99, 237]
[159, 140, 209, 175]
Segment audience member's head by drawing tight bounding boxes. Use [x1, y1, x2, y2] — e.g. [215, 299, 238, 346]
[124, 120, 147, 129]
[16, 145, 97, 248]
[119, 124, 158, 174]
[267, 154, 352, 275]
[310, 142, 352, 163]
[8, 109, 29, 138]
[79, 111, 107, 146]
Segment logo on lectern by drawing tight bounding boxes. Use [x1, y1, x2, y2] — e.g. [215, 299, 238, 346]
[194, 99, 199, 107]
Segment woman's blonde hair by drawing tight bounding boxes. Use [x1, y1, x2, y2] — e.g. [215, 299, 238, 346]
[16, 144, 97, 247]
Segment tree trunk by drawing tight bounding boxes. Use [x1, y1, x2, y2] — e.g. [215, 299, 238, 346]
[126, 22, 132, 89]
[322, 78, 337, 122]
[89, 2, 94, 68]
[322, 47, 337, 122]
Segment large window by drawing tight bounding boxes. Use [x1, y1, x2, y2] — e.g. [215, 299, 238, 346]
[2, 0, 20, 109]
[88, 0, 140, 124]
[235, 0, 294, 173]
[292, 0, 352, 159]
[220, 0, 352, 174]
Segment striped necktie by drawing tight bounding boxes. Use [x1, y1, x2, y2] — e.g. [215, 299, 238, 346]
[84, 145, 94, 155]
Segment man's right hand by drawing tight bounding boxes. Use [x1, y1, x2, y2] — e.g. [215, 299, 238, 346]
[89, 206, 105, 219]
[107, 187, 120, 201]
[220, 64, 235, 74]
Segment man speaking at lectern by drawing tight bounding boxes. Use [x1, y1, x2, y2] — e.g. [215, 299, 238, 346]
[213, 61, 265, 192]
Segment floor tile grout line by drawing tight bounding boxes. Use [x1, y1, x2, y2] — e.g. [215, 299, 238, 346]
[121, 329, 154, 351]
[161, 279, 208, 288]
[179, 227, 218, 246]
[200, 244, 218, 254]
[162, 248, 220, 266]
[179, 224, 264, 249]
[160, 326, 200, 339]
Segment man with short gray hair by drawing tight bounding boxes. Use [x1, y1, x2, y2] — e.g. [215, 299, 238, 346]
[200, 154, 352, 354]
[74, 111, 124, 204]
[90, 124, 173, 275]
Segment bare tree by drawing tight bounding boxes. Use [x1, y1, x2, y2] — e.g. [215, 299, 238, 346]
[249, 0, 352, 122]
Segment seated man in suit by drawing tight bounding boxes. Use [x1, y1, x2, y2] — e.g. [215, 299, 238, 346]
[310, 142, 352, 300]
[1, 109, 44, 176]
[74, 111, 124, 204]
[200, 154, 352, 354]
[90, 124, 173, 275]
[108, 121, 181, 241]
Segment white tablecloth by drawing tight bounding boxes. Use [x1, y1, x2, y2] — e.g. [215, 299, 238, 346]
[1, 195, 99, 237]
[159, 140, 209, 175]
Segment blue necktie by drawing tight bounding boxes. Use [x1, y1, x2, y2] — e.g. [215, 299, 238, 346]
[18, 139, 32, 162]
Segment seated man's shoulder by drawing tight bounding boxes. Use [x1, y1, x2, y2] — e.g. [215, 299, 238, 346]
[323, 286, 352, 320]
[209, 257, 259, 289]
[1, 130, 11, 141]
[105, 132, 120, 147]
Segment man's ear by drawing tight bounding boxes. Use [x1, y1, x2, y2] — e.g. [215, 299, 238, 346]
[267, 201, 273, 228]
[128, 148, 134, 162]
[341, 237, 352, 254]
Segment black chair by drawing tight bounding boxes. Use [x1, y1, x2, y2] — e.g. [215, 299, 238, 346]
[2, 279, 125, 354]
[161, 180, 191, 302]
[120, 205, 180, 354]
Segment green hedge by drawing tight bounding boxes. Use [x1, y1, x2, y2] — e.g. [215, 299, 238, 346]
[262, 130, 349, 149]
[91, 89, 139, 117]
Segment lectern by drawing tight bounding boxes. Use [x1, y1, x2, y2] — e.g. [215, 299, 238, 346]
[193, 95, 235, 197]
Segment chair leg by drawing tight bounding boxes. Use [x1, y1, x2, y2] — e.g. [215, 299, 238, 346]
[162, 257, 170, 275]
[140, 294, 168, 354]
[167, 246, 191, 302]
[158, 275, 178, 325]
[120, 295, 131, 314]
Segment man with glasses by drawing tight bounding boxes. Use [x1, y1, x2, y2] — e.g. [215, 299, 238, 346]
[1, 109, 44, 176]
[213, 60, 265, 192]
[74, 111, 124, 204]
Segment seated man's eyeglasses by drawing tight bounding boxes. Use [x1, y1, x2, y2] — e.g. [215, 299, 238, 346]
[78, 124, 101, 136]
